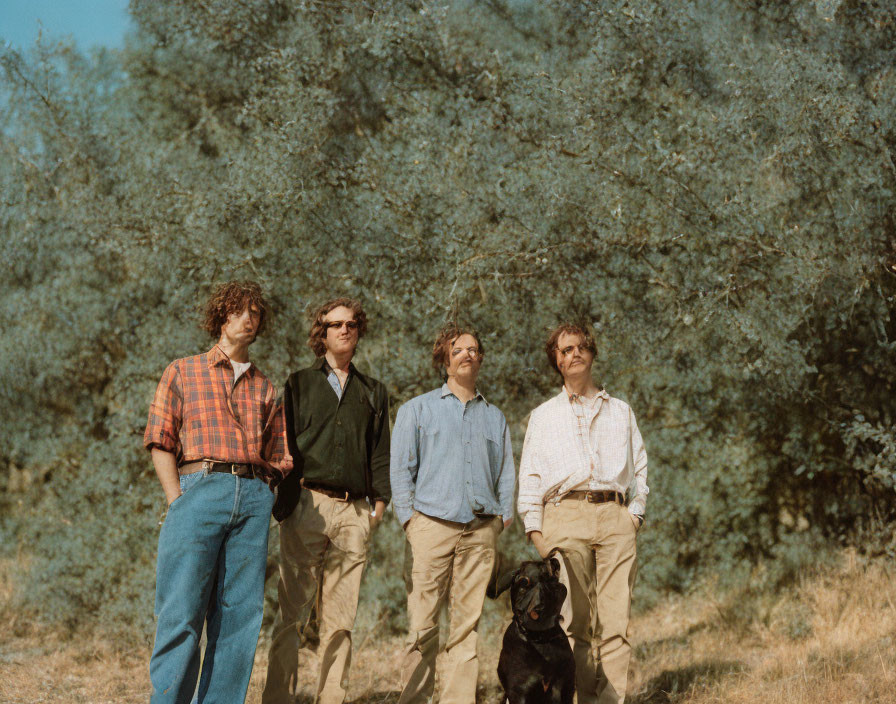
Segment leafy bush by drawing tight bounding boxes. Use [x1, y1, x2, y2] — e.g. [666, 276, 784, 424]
[1, 0, 894, 637]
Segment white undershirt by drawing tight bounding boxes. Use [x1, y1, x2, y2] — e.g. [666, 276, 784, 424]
[232, 361, 251, 384]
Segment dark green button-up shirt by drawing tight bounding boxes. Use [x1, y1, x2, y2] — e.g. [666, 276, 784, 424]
[272, 357, 391, 521]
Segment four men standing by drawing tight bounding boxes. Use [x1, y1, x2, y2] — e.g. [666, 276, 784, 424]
[145, 287, 648, 704]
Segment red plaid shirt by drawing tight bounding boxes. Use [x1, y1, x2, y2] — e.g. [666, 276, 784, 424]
[143, 345, 286, 478]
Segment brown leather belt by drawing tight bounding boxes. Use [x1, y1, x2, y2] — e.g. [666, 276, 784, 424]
[302, 480, 365, 501]
[563, 490, 626, 505]
[180, 460, 263, 479]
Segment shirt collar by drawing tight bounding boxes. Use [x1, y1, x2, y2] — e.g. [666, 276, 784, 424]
[207, 344, 255, 374]
[440, 382, 488, 405]
[561, 385, 608, 404]
[314, 356, 356, 377]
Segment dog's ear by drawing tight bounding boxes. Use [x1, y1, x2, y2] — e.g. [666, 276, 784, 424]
[487, 568, 519, 599]
[548, 556, 562, 577]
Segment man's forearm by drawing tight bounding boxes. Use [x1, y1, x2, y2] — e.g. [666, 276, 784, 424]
[497, 426, 516, 523]
[391, 490, 415, 527]
[370, 452, 392, 505]
[388, 455, 415, 524]
[370, 391, 392, 498]
[389, 407, 418, 526]
[527, 530, 550, 558]
[151, 448, 181, 506]
[283, 384, 301, 462]
[370, 499, 387, 529]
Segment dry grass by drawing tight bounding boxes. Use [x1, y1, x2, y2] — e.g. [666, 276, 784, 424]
[0, 555, 147, 704]
[1, 550, 894, 703]
[629, 549, 896, 703]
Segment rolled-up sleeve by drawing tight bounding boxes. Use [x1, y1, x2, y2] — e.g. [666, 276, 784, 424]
[627, 406, 649, 517]
[143, 362, 183, 453]
[262, 391, 286, 472]
[497, 419, 516, 524]
[517, 412, 546, 533]
[389, 402, 419, 526]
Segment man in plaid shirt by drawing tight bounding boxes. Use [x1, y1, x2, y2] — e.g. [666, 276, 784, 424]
[518, 323, 649, 704]
[143, 280, 287, 704]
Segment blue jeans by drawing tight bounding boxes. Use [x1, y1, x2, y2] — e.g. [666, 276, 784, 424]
[149, 470, 275, 704]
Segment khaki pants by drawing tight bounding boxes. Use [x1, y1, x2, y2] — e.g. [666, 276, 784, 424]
[263, 489, 371, 704]
[541, 499, 638, 704]
[398, 512, 501, 704]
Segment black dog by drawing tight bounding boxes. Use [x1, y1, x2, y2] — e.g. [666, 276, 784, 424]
[490, 557, 575, 704]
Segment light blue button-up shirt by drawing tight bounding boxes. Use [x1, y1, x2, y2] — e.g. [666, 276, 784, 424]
[390, 384, 516, 526]
[326, 369, 343, 399]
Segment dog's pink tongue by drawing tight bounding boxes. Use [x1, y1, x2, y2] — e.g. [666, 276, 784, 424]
[528, 609, 540, 620]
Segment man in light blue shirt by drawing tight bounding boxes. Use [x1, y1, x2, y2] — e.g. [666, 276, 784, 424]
[391, 324, 515, 704]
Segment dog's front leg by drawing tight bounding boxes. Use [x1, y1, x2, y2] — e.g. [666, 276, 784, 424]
[506, 673, 544, 704]
[556, 675, 575, 704]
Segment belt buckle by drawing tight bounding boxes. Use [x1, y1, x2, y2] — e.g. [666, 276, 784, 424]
[231, 463, 254, 478]
[585, 491, 597, 503]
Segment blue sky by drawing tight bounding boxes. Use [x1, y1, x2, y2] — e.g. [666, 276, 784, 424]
[1, 0, 131, 50]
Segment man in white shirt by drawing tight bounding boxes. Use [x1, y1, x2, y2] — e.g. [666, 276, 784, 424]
[518, 323, 648, 704]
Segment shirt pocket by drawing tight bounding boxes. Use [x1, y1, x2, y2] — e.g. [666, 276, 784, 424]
[421, 423, 440, 438]
[595, 409, 629, 470]
[416, 425, 441, 481]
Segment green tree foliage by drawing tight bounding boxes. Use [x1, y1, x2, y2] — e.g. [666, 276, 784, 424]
[1, 0, 894, 637]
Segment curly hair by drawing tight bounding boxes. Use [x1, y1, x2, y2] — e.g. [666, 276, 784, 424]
[307, 297, 368, 357]
[202, 280, 269, 339]
[432, 324, 485, 379]
[545, 322, 597, 376]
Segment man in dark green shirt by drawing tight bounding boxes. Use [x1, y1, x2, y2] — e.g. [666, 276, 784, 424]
[264, 297, 390, 704]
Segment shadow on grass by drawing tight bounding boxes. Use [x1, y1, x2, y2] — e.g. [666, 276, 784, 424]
[294, 693, 400, 704]
[296, 683, 506, 704]
[291, 661, 743, 704]
[634, 620, 711, 660]
[630, 660, 745, 704]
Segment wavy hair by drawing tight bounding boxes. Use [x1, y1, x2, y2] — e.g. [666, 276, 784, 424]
[307, 297, 368, 357]
[544, 322, 597, 376]
[202, 280, 269, 339]
[431, 324, 484, 379]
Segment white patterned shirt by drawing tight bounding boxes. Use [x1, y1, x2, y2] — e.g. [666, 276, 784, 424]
[517, 388, 649, 533]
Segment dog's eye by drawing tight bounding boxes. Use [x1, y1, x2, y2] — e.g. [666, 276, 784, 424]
[518, 576, 530, 588]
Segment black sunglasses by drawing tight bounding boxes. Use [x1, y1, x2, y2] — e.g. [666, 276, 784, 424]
[324, 320, 360, 331]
